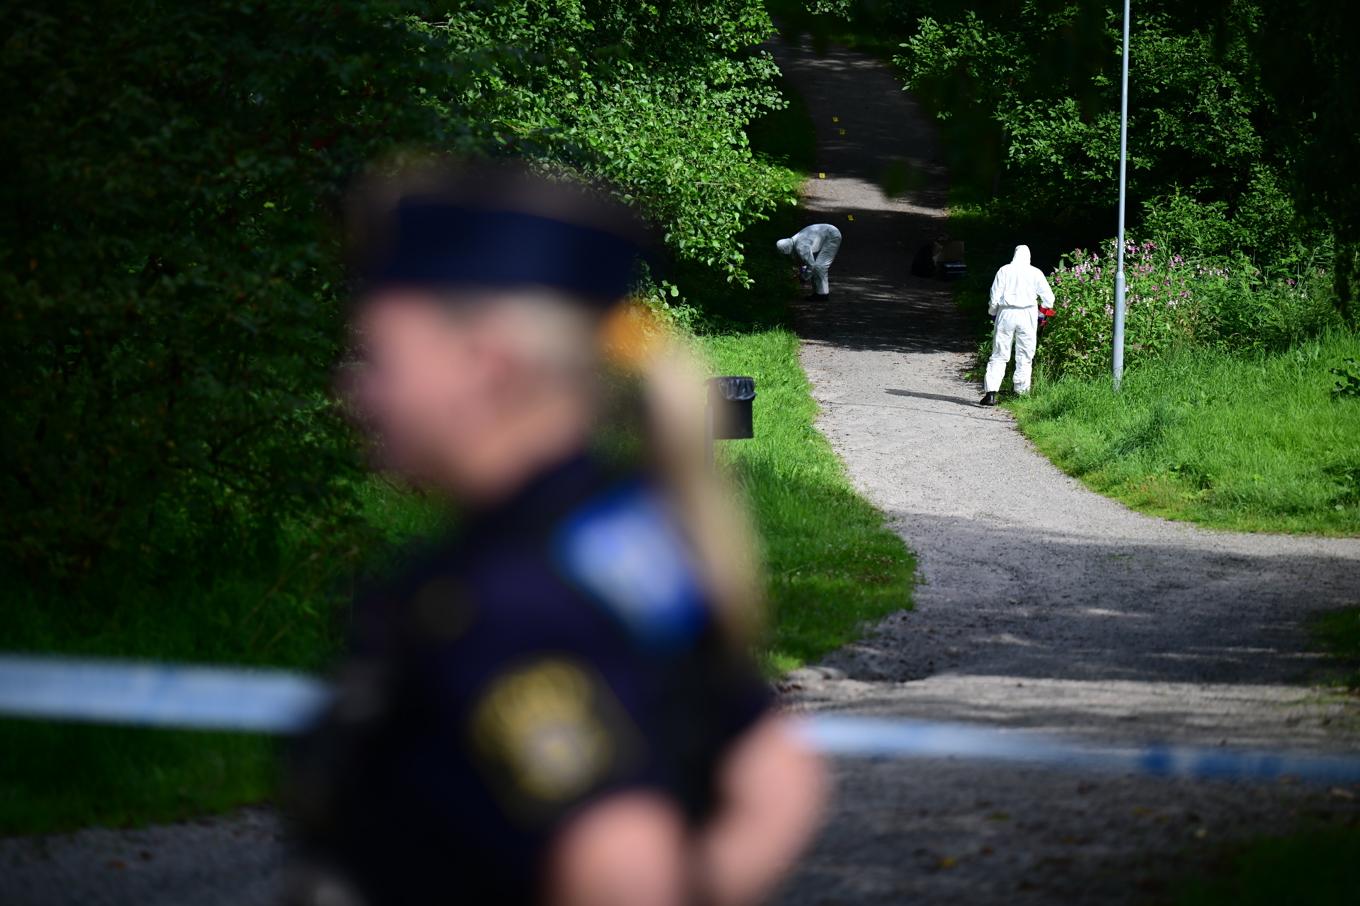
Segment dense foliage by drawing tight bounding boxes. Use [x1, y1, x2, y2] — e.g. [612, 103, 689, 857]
[1040, 240, 1340, 380]
[894, 1, 1325, 271]
[0, 2, 793, 592]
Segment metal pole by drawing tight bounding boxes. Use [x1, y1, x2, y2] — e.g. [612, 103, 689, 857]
[1112, 0, 1130, 390]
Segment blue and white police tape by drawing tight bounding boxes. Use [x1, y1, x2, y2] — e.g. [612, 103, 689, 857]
[797, 715, 1360, 785]
[0, 655, 325, 734]
[3, 654, 1359, 785]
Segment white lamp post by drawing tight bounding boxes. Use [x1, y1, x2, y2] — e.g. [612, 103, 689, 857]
[1113, 0, 1131, 390]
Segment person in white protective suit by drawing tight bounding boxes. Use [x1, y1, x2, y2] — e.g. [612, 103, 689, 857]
[776, 223, 842, 300]
[980, 244, 1055, 406]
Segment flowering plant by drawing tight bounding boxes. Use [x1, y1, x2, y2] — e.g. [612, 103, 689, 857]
[1040, 239, 1224, 379]
[1034, 237, 1338, 382]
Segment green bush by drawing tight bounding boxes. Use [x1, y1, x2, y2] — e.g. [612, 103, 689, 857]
[891, 1, 1347, 277]
[1, 1, 794, 597]
[1141, 167, 1329, 272]
[1039, 238, 1341, 380]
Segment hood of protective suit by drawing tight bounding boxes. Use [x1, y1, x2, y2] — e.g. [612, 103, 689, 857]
[1012, 245, 1031, 266]
[776, 237, 795, 255]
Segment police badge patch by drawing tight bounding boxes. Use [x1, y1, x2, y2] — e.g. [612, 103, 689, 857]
[468, 658, 637, 822]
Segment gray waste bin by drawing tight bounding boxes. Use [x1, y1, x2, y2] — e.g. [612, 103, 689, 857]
[707, 376, 756, 440]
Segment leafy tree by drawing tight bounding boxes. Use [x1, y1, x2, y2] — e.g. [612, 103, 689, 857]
[415, 1, 793, 283]
[0, 1, 791, 592]
[1251, 2, 1360, 317]
[895, 1, 1318, 267]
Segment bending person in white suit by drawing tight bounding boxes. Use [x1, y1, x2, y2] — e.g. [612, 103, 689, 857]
[776, 223, 842, 300]
[981, 244, 1054, 406]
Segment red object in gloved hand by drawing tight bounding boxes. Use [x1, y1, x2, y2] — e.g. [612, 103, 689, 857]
[1038, 306, 1056, 330]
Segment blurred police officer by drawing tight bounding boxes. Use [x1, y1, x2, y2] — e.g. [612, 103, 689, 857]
[284, 161, 825, 906]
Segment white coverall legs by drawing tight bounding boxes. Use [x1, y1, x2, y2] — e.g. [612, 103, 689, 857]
[985, 306, 1038, 394]
[806, 231, 841, 296]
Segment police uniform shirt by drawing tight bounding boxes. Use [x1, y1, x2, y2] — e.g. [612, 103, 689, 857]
[290, 454, 773, 905]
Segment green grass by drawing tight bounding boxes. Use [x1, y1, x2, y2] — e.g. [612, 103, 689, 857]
[701, 329, 915, 673]
[1006, 332, 1360, 536]
[0, 725, 279, 837]
[927, 50, 1360, 539]
[1172, 826, 1360, 906]
[700, 65, 915, 671]
[1311, 606, 1360, 691]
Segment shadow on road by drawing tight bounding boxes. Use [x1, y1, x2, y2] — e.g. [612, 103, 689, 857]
[885, 388, 979, 408]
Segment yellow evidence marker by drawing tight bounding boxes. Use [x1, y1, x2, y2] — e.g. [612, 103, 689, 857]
[832, 116, 840, 123]
[818, 172, 826, 179]
[847, 214, 855, 222]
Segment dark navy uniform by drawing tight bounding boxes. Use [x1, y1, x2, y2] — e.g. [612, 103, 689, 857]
[287, 453, 773, 905]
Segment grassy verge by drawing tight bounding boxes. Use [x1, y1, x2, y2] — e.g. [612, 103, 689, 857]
[924, 39, 1360, 538]
[703, 328, 915, 673]
[1171, 827, 1360, 906]
[1006, 332, 1360, 535]
[1168, 613, 1360, 905]
[695, 62, 916, 671]
[1311, 606, 1360, 691]
[950, 181, 1360, 537]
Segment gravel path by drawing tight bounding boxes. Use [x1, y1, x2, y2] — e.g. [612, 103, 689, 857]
[768, 35, 1360, 905]
[3, 35, 1359, 906]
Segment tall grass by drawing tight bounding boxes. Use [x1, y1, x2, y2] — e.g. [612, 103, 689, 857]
[1011, 331, 1360, 535]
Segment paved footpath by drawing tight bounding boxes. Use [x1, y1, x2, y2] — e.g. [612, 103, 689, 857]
[3, 35, 1358, 906]
[768, 35, 1360, 905]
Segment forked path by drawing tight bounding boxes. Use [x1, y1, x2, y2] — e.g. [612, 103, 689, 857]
[770, 37, 1360, 905]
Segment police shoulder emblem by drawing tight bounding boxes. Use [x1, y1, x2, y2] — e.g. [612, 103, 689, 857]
[555, 483, 708, 649]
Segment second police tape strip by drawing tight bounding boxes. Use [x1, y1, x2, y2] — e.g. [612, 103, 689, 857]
[2, 654, 1358, 786]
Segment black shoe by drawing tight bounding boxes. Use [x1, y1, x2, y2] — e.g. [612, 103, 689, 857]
[978, 391, 998, 407]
